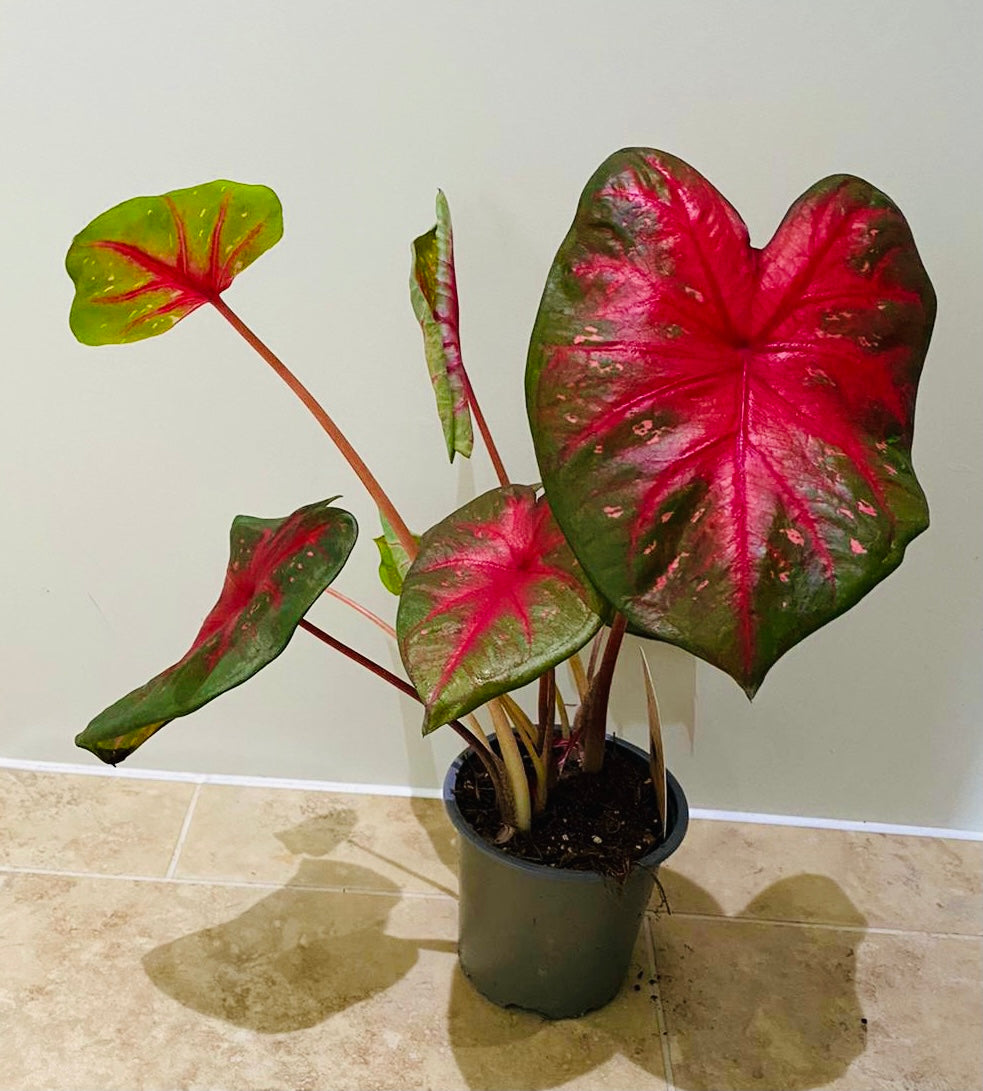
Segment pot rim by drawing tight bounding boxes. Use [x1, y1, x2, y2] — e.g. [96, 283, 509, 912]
[442, 734, 689, 883]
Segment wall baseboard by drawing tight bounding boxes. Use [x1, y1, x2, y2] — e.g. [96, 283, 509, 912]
[3, 755, 981, 841]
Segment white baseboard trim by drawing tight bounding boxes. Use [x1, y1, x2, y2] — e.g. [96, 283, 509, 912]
[685, 806, 983, 841]
[2, 755, 981, 840]
[0, 755, 442, 800]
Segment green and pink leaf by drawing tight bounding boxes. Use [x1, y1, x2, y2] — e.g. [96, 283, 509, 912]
[397, 485, 604, 731]
[410, 190, 473, 459]
[76, 499, 357, 764]
[374, 511, 420, 595]
[66, 179, 282, 345]
[527, 148, 935, 695]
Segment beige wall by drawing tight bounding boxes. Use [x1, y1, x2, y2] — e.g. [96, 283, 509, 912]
[2, 0, 980, 830]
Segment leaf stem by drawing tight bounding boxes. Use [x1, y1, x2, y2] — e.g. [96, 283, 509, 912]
[580, 612, 628, 774]
[212, 297, 418, 561]
[499, 694, 548, 814]
[460, 372, 509, 488]
[323, 587, 396, 639]
[488, 698, 532, 832]
[297, 618, 491, 758]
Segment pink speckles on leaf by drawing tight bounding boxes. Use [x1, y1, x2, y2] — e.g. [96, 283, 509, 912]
[527, 148, 934, 695]
[410, 191, 474, 461]
[66, 180, 282, 346]
[850, 538, 868, 555]
[75, 500, 357, 765]
[397, 485, 603, 732]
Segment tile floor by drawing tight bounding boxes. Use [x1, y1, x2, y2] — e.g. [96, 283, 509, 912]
[0, 766, 980, 1091]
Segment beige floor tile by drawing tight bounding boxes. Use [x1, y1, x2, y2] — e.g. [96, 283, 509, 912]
[656, 818, 983, 934]
[650, 911, 983, 1091]
[0, 871, 667, 1090]
[0, 769, 195, 876]
[174, 784, 459, 897]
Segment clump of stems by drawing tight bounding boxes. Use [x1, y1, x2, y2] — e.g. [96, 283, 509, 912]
[208, 293, 626, 835]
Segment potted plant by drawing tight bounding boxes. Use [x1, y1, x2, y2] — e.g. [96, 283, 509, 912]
[64, 148, 935, 1019]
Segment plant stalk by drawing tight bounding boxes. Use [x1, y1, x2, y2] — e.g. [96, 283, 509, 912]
[488, 698, 532, 832]
[297, 618, 516, 820]
[499, 693, 547, 813]
[212, 297, 418, 561]
[297, 619, 490, 760]
[324, 587, 397, 639]
[459, 371, 509, 489]
[579, 612, 628, 774]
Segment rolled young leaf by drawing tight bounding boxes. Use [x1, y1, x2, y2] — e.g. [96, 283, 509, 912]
[410, 190, 474, 459]
[373, 512, 420, 596]
[66, 180, 282, 344]
[527, 149, 935, 696]
[76, 499, 357, 764]
[397, 485, 604, 732]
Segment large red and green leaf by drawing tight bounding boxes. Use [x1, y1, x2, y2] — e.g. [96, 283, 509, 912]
[76, 499, 357, 764]
[66, 180, 282, 344]
[527, 148, 935, 695]
[397, 485, 603, 732]
[410, 190, 474, 459]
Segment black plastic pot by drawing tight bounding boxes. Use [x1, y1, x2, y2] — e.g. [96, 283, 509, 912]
[443, 735, 689, 1019]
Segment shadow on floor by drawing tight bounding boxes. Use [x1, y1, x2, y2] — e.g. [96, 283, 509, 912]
[445, 872, 869, 1091]
[142, 806, 869, 1090]
[409, 794, 458, 874]
[653, 871, 870, 1091]
[142, 808, 454, 1033]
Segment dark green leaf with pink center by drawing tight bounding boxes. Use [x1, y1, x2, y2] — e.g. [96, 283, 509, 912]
[527, 148, 935, 696]
[76, 499, 357, 764]
[397, 485, 604, 732]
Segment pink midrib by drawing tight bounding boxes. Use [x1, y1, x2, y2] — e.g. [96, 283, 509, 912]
[418, 511, 569, 702]
[89, 193, 264, 331]
[189, 521, 323, 661]
[554, 185, 908, 680]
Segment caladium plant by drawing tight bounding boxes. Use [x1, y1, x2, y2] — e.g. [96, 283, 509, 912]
[66, 148, 934, 842]
[526, 150, 935, 700]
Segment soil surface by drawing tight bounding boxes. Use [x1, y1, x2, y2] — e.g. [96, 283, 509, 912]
[453, 741, 664, 880]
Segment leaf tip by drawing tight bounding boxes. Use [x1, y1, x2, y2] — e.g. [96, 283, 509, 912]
[75, 730, 128, 767]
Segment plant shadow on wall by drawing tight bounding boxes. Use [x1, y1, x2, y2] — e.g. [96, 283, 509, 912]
[143, 805, 869, 1091]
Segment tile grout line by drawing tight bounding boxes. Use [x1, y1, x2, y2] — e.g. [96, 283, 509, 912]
[1, 856, 976, 938]
[644, 915, 676, 1091]
[646, 907, 982, 941]
[0, 862, 456, 900]
[164, 782, 203, 880]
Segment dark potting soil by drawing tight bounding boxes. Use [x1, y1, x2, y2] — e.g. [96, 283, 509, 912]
[454, 741, 664, 880]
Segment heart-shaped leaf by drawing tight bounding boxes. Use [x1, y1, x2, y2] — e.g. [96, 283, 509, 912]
[527, 149, 935, 696]
[397, 485, 604, 732]
[66, 180, 282, 345]
[76, 499, 357, 764]
[410, 190, 474, 459]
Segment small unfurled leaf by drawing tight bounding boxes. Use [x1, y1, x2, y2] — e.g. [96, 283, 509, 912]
[373, 512, 420, 596]
[397, 485, 604, 733]
[410, 190, 473, 460]
[67, 180, 282, 345]
[639, 650, 667, 836]
[76, 499, 357, 764]
[527, 148, 935, 696]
